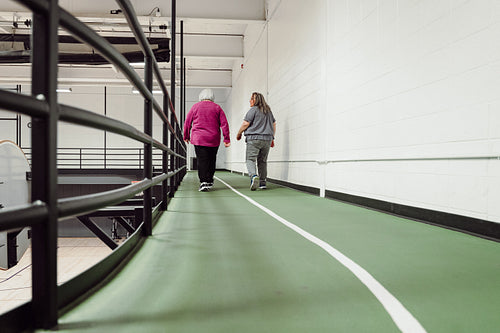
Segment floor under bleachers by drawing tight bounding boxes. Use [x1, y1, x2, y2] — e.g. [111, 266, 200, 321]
[0, 238, 112, 314]
[37, 171, 500, 332]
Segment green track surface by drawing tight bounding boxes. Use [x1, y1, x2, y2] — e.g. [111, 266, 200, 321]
[39, 171, 500, 332]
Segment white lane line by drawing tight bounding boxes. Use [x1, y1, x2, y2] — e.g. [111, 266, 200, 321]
[215, 176, 426, 333]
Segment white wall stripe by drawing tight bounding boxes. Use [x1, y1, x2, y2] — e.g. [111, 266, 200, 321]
[215, 176, 426, 333]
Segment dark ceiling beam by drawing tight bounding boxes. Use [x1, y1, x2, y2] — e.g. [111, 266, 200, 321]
[0, 33, 170, 64]
[0, 33, 169, 45]
[0, 47, 170, 64]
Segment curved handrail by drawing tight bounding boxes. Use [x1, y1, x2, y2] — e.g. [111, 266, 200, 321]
[57, 171, 178, 218]
[20, 0, 184, 147]
[0, 89, 49, 118]
[58, 104, 184, 158]
[116, 0, 185, 150]
[0, 0, 187, 331]
[0, 201, 47, 232]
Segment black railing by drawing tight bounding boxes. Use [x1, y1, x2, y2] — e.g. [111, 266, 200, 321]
[22, 147, 166, 169]
[0, 0, 185, 331]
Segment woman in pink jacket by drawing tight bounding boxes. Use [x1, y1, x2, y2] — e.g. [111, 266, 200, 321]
[183, 88, 231, 191]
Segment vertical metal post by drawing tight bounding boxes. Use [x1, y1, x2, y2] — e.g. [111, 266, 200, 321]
[161, 93, 169, 210]
[104, 86, 107, 169]
[180, 20, 184, 129]
[182, 57, 187, 178]
[183, 57, 186, 126]
[16, 114, 20, 146]
[169, 0, 176, 197]
[16, 84, 22, 146]
[176, 128, 179, 187]
[143, 56, 153, 236]
[30, 0, 59, 328]
[139, 148, 142, 169]
[178, 20, 184, 186]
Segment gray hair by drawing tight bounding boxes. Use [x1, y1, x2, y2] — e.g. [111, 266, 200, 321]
[198, 88, 214, 102]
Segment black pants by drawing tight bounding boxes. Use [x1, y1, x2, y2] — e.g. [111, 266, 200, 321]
[194, 145, 219, 183]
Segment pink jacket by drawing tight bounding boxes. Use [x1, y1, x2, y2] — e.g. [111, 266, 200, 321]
[183, 100, 230, 147]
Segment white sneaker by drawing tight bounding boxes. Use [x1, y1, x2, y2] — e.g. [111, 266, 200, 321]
[199, 182, 210, 192]
[250, 175, 259, 191]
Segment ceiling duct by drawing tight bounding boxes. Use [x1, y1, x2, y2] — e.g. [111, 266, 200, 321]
[0, 34, 170, 64]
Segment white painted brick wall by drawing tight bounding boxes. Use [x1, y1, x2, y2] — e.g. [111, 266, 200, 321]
[266, 0, 325, 187]
[0, 87, 31, 147]
[58, 86, 107, 148]
[227, 22, 269, 175]
[0, 110, 18, 143]
[324, 0, 500, 222]
[227, 0, 500, 223]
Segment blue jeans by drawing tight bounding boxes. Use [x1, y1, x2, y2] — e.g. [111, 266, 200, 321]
[245, 139, 271, 183]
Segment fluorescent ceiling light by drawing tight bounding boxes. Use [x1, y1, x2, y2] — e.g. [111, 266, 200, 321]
[132, 88, 162, 94]
[56, 88, 72, 93]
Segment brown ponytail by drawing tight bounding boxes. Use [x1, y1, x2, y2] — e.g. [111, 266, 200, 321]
[252, 92, 271, 114]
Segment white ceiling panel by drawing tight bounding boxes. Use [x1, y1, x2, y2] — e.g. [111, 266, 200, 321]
[184, 56, 239, 71]
[180, 34, 243, 58]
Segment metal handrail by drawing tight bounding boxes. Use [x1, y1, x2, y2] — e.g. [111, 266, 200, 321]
[58, 104, 184, 158]
[0, 89, 49, 118]
[20, 0, 185, 149]
[22, 147, 168, 169]
[116, 0, 183, 140]
[0, 0, 186, 331]
[0, 201, 48, 231]
[57, 171, 174, 218]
